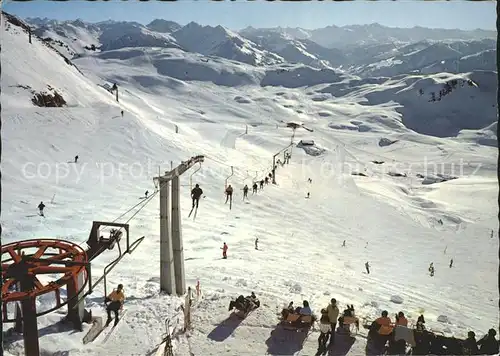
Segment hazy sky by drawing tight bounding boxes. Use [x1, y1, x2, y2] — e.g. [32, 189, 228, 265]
[3, 0, 496, 31]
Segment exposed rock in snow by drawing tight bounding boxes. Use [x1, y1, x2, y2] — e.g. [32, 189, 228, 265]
[437, 315, 450, 323]
[379, 138, 399, 147]
[234, 96, 252, 104]
[388, 171, 407, 178]
[297, 141, 326, 156]
[391, 295, 404, 304]
[421, 174, 458, 185]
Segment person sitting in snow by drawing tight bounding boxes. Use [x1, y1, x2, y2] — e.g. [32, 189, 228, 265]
[477, 328, 500, 355]
[292, 300, 312, 317]
[463, 331, 479, 355]
[395, 311, 408, 327]
[228, 292, 259, 313]
[281, 301, 295, 319]
[416, 314, 426, 331]
[375, 310, 392, 327]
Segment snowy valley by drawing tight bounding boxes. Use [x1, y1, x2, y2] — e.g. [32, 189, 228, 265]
[1, 11, 498, 356]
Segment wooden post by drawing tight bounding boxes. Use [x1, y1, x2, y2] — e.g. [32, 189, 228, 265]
[28, 28, 32, 44]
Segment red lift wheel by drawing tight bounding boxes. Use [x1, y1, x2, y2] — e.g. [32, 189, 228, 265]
[2, 239, 89, 322]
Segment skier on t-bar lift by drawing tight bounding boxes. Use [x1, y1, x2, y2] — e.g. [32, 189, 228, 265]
[189, 184, 203, 218]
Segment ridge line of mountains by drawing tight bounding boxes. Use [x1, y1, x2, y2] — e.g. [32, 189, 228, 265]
[23, 16, 496, 76]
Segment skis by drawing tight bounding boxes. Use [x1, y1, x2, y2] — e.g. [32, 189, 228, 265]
[26, 213, 44, 218]
[188, 206, 198, 220]
[82, 308, 127, 345]
[102, 309, 128, 343]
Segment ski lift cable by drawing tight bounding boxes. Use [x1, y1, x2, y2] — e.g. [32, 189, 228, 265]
[77, 183, 164, 247]
[204, 155, 272, 176]
[76, 154, 274, 248]
[95, 190, 160, 236]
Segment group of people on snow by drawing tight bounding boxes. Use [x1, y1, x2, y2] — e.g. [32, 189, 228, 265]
[278, 298, 358, 355]
[366, 309, 499, 355]
[228, 292, 260, 314]
[190, 171, 276, 211]
[272, 296, 499, 356]
[189, 160, 290, 258]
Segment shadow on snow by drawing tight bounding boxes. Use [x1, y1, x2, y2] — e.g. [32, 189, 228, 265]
[207, 312, 244, 342]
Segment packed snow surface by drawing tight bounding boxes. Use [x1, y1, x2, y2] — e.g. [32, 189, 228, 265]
[1, 12, 498, 356]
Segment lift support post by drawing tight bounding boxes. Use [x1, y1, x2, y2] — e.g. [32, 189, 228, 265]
[154, 155, 204, 296]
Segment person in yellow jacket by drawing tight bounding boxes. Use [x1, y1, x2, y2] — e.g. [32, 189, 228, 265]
[326, 298, 339, 346]
[105, 284, 125, 326]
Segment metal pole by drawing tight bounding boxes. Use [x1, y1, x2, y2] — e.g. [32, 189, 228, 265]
[159, 179, 175, 294]
[171, 176, 186, 295]
[20, 279, 40, 356]
[272, 154, 277, 184]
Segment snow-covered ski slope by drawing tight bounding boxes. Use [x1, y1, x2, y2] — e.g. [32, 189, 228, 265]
[2, 13, 498, 356]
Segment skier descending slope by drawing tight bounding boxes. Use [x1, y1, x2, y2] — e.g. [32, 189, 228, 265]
[428, 263, 435, 277]
[38, 201, 45, 217]
[242, 185, 249, 200]
[252, 182, 258, 194]
[189, 184, 203, 219]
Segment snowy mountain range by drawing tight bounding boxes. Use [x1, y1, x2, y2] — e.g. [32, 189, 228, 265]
[26, 16, 496, 75]
[2, 10, 498, 356]
[15, 13, 498, 140]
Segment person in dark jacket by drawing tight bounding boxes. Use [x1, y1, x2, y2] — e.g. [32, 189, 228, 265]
[243, 185, 249, 199]
[252, 182, 258, 194]
[463, 331, 479, 355]
[38, 201, 45, 216]
[477, 329, 499, 355]
[191, 184, 203, 208]
[225, 185, 233, 204]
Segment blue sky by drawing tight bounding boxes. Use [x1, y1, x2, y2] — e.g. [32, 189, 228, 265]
[3, 0, 496, 31]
